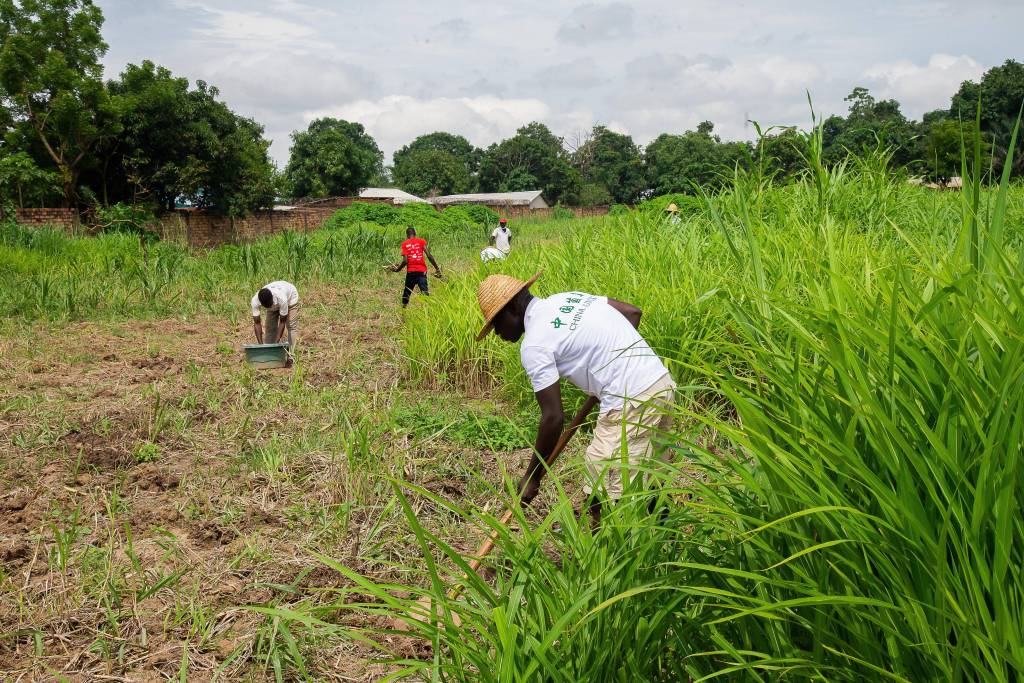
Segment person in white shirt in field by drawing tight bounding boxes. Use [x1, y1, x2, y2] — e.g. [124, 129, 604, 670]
[251, 280, 299, 367]
[490, 218, 512, 254]
[480, 246, 506, 263]
[475, 272, 675, 524]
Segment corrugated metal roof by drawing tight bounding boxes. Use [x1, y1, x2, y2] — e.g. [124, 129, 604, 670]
[429, 190, 545, 206]
[359, 187, 427, 204]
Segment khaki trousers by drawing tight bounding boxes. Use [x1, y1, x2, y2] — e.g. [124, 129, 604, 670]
[264, 304, 299, 358]
[583, 373, 676, 499]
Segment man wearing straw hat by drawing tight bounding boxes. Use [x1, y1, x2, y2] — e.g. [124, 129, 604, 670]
[476, 272, 675, 523]
[664, 203, 682, 225]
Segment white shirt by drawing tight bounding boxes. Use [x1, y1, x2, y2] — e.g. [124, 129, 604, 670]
[491, 226, 512, 253]
[480, 247, 506, 262]
[519, 292, 669, 413]
[251, 281, 299, 317]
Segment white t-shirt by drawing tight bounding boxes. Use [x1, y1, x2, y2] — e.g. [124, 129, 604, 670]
[492, 226, 512, 253]
[480, 247, 506, 262]
[519, 292, 669, 413]
[251, 281, 299, 317]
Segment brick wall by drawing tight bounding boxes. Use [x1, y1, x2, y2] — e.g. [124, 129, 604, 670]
[156, 207, 339, 248]
[9, 207, 80, 229]
[8, 201, 612, 247]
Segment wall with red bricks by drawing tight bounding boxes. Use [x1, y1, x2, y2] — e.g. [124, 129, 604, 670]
[156, 207, 340, 248]
[8, 201, 611, 248]
[9, 207, 80, 229]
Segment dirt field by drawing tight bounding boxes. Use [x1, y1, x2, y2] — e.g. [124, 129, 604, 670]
[0, 284, 545, 681]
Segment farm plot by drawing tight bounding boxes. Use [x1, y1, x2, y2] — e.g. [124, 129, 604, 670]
[0, 282, 557, 680]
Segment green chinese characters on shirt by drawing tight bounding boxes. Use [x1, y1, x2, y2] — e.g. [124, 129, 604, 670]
[550, 292, 597, 331]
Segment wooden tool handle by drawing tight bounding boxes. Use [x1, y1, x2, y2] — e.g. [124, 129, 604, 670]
[451, 395, 600, 595]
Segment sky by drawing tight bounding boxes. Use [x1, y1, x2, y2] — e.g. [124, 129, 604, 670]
[94, 0, 1022, 168]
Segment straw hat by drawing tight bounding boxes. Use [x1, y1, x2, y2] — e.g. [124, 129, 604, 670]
[665, 203, 679, 213]
[476, 271, 542, 341]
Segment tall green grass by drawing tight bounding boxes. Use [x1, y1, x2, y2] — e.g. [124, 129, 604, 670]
[300, 138, 1024, 679]
[0, 220, 465, 320]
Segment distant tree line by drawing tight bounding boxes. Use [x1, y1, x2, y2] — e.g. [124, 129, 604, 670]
[381, 74, 1022, 205]
[2, 0, 1022, 216]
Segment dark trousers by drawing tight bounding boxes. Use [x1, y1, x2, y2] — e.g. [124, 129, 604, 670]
[402, 271, 429, 306]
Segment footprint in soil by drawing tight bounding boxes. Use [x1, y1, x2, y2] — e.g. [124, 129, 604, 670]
[126, 464, 181, 492]
[0, 539, 31, 568]
[132, 355, 178, 372]
[60, 430, 132, 469]
[191, 520, 238, 548]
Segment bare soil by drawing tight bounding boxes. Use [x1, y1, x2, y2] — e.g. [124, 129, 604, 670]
[0, 284, 525, 681]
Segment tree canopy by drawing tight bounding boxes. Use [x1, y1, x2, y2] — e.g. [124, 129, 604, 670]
[477, 122, 579, 204]
[391, 132, 479, 196]
[285, 117, 383, 199]
[644, 122, 748, 196]
[820, 88, 918, 168]
[951, 59, 1024, 177]
[93, 60, 277, 213]
[0, 0, 119, 207]
[572, 125, 645, 204]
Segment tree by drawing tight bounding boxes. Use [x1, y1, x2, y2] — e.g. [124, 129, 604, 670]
[644, 122, 747, 195]
[821, 88, 917, 168]
[0, 150, 60, 207]
[572, 125, 645, 204]
[754, 127, 805, 181]
[393, 132, 480, 174]
[950, 60, 1024, 177]
[392, 147, 474, 197]
[478, 122, 579, 204]
[93, 60, 277, 214]
[284, 118, 383, 198]
[0, 0, 120, 207]
[922, 119, 990, 182]
[392, 132, 479, 196]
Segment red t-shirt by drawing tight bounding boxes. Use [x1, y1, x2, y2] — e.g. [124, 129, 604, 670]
[402, 237, 428, 273]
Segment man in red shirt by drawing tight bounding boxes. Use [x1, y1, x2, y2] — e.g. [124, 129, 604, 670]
[389, 227, 442, 306]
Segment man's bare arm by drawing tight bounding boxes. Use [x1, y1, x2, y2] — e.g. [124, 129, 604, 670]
[607, 298, 642, 329]
[518, 382, 564, 505]
[425, 247, 442, 276]
[253, 316, 263, 343]
[276, 314, 289, 343]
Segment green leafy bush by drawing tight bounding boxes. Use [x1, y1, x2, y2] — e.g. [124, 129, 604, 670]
[322, 201, 400, 229]
[551, 204, 574, 220]
[441, 204, 499, 227]
[92, 203, 158, 238]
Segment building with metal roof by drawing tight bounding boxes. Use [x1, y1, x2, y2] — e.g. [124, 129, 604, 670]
[428, 190, 549, 210]
[359, 187, 428, 205]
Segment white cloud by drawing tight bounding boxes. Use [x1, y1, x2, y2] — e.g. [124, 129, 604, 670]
[556, 2, 635, 45]
[170, 1, 332, 51]
[533, 57, 605, 89]
[862, 54, 986, 117]
[305, 95, 566, 162]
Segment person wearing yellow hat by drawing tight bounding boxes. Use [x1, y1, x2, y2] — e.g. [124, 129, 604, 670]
[476, 272, 675, 523]
[664, 203, 682, 225]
